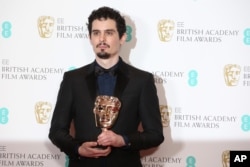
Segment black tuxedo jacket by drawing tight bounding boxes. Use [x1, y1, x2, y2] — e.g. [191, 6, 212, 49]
[49, 58, 164, 167]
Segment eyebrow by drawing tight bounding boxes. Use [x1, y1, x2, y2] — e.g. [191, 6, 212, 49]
[91, 29, 116, 32]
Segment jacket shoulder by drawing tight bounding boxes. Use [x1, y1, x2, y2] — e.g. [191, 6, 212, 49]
[125, 63, 153, 78]
[63, 63, 93, 78]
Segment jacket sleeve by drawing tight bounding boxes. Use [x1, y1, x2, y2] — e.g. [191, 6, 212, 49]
[127, 73, 164, 150]
[48, 72, 80, 159]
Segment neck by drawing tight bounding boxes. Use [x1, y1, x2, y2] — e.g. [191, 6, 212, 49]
[96, 56, 119, 69]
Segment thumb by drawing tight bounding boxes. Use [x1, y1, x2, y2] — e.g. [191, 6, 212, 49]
[88, 141, 98, 147]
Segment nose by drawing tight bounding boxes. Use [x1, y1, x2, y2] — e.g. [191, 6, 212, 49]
[99, 33, 106, 42]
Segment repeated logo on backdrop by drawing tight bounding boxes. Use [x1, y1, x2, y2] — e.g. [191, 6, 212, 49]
[152, 70, 185, 84]
[157, 19, 245, 44]
[224, 64, 241, 86]
[158, 19, 175, 42]
[1, 21, 12, 38]
[34, 101, 52, 124]
[0, 145, 62, 166]
[37, 16, 55, 38]
[1, 59, 64, 80]
[186, 156, 196, 167]
[152, 69, 198, 87]
[222, 150, 230, 167]
[244, 28, 250, 45]
[36, 15, 133, 42]
[224, 64, 250, 87]
[37, 16, 88, 39]
[0, 107, 9, 124]
[141, 156, 182, 167]
[160, 105, 171, 127]
[241, 115, 250, 132]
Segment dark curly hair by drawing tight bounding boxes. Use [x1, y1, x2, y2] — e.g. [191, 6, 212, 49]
[87, 6, 126, 39]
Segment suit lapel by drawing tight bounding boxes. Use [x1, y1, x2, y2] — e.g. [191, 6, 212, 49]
[86, 62, 98, 102]
[114, 60, 129, 99]
[86, 58, 130, 101]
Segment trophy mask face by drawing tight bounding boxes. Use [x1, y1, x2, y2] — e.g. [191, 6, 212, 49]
[93, 96, 121, 129]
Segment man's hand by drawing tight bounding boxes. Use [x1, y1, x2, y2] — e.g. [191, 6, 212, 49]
[97, 130, 126, 148]
[78, 141, 111, 158]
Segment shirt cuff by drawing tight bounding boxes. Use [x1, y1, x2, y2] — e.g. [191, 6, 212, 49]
[122, 135, 131, 149]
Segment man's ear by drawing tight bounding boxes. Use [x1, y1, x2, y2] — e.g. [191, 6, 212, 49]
[120, 33, 127, 45]
[89, 35, 94, 46]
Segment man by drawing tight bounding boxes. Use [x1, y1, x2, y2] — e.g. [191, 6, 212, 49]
[49, 6, 164, 167]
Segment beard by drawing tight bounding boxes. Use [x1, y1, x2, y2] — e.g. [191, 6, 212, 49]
[96, 50, 111, 59]
[96, 42, 111, 59]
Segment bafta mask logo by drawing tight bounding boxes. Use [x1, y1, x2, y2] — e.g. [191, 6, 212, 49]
[222, 150, 230, 167]
[37, 16, 55, 38]
[93, 96, 121, 130]
[35, 101, 52, 124]
[160, 105, 172, 127]
[224, 64, 241, 86]
[158, 19, 175, 42]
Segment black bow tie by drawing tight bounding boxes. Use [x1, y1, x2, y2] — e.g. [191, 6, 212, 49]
[95, 66, 117, 76]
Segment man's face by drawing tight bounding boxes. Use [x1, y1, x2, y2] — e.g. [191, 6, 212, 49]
[90, 18, 126, 59]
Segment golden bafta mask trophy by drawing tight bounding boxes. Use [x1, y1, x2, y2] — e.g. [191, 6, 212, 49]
[93, 95, 121, 149]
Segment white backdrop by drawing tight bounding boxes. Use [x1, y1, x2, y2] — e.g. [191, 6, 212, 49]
[1, 0, 250, 166]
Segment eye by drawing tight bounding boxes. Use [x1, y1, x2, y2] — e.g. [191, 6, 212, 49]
[92, 31, 100, 36]
[98, 105, 104, 110]
[105, 30, 115, 36]
[106, 31, 113, 35]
